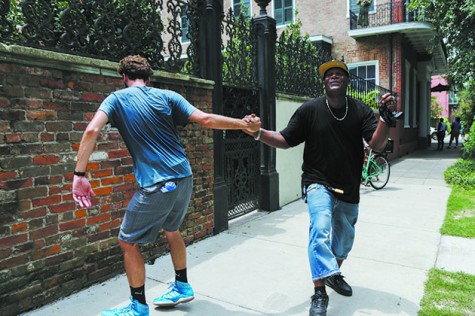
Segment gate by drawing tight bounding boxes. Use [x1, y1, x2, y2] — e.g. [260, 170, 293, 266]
[222, 86, 260, 220]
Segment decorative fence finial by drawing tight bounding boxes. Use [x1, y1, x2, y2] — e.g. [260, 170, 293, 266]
[255, 0, 271, 16]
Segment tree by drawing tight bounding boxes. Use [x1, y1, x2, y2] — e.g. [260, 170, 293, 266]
[409, 0, 475, 128]
[452, 86, 475, 130]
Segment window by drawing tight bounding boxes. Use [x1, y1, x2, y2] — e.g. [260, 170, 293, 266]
[233, 0, 251, 17]
[348, 62, 377, 93]
[181, 5, 190, 43]
[449, 91, 458, 104]
[349, 0, 375, 13]
[274, 0, 293, 26]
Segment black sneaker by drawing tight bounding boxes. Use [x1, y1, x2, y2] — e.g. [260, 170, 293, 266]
[309, 289, 329, 316]
[326, 274, 352, 296]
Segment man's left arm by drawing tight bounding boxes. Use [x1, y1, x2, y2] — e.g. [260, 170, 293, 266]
[367, 93, 397, 151]
[367, 120, 390, 152]
[189, 109, 261, 133]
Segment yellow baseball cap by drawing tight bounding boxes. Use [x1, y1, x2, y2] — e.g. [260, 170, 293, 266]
[319, 60, 349, 77]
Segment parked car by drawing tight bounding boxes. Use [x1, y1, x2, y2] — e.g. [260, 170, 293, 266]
[430, 127, 438, 140]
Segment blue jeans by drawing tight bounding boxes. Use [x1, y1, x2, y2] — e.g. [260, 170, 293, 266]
[305, 183, 359, 281]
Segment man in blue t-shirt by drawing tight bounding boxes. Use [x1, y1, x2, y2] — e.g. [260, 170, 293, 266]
[72, 55, 261, 316]
[246, 60, 397, 316]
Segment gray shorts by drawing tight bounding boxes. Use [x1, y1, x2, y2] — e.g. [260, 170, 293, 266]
[118, 176, 193, 244]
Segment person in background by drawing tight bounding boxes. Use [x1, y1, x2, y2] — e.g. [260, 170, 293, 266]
[436, 117, 447, 151]
[72, 55, 261, 316]
[245, 60, 400, 316]
[448, 117, 462, 149]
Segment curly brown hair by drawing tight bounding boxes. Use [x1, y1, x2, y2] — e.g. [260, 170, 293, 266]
[118, 55, 153, 80]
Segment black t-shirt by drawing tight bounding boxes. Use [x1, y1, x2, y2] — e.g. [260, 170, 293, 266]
[280, 96, 377, 203]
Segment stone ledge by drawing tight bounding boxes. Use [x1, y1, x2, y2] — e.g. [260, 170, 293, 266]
[0, 43, 215, 89]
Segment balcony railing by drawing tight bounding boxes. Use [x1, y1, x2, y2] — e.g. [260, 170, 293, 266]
[349, 74, 395, 110]
[350, 1, 420, 30]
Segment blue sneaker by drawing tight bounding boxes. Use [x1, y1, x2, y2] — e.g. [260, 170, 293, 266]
[153, 281, 195, 307]
[102, 297, 149, 316]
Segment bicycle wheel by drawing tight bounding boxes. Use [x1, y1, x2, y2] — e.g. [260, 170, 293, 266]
[369, 154, 390, 189]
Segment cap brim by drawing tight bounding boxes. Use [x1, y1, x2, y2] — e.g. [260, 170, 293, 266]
[319, 61, 349, 77]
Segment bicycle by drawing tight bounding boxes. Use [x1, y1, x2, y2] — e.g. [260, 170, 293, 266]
[361, 145, 391, 190]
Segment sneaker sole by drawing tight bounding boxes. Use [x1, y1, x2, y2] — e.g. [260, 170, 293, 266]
[153, 296, 194, 307]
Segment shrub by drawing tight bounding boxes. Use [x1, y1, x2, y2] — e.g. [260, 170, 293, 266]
[462, 124, 475, 159]
[445, 159, 475, 188]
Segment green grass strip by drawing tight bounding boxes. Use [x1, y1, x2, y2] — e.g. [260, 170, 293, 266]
[419, 269, 475, 316]
[440, 186, 475, 238]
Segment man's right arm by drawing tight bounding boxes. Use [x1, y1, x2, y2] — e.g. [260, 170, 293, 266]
[75, 111, 109, 172]
[72, 110, 109, 208]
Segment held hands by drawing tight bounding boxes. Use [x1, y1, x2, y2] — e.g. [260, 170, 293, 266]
[72, 175, 96, 208]
[242, 114, 261, 133]
[378, 93, 403, 128]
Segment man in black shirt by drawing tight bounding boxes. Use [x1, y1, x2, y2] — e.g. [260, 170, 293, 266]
[247, 60, 397, 316]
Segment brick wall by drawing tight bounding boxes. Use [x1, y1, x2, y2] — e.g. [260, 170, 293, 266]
[0, 45, 216, 315]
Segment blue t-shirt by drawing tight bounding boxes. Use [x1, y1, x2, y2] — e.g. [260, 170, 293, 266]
[98, 86, 197, 187]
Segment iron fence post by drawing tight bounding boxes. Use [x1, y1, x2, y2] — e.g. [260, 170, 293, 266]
[199, 0, 228, 234]
[252, 1, 279, 212]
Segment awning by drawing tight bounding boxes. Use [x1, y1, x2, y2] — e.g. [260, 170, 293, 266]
[431, 83, 450, 92]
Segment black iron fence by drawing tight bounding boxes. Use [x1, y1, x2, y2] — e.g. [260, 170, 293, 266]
[350, 1, 420, 30]
[276, 30, 331, 98]
[221, 7, 257, 88]
[275, 28, 395, 102]
[0, 0, 201, 74]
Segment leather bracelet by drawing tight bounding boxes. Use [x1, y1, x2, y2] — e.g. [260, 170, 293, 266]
[74, 171, 86, 177]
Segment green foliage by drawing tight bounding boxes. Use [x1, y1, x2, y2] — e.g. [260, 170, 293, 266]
[279, 10, 309, 41]
[431, 96, 442, 119]
[221, 6, 253, 85]
[6, 0, 23, 23]
[409, 1, 475, 84]
[444, 159, 475, 188]
[444, 126, 475, 185]
[360, 89, 379, 110]
[5, 0, 25, 40]
[409, 1, 475, 115]
[461, 123, 475, 159]
[444, 117, 451, 134]
[347, 86, 379, 110]
[452, 85, 475, 131]
[419, 269, 475, 316]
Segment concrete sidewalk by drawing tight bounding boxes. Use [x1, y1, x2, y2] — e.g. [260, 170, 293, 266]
[24, 146, 471, 316]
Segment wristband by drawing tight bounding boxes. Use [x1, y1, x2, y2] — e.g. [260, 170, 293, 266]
[74, 171, 86, 177]
[379, 116, 386, 123]
[254, 128, 262, 141]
